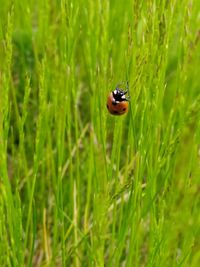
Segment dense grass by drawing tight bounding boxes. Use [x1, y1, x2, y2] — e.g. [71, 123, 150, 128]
[0, 0, 200, 266]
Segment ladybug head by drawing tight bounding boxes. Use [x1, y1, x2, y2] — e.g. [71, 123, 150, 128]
[112, 87, 129, 102]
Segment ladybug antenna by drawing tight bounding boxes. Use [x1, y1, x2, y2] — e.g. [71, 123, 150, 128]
[116, 81, 129, 88]
[115, 84, 121, 90]
[126, 81, 129, 89]
[125, 81, 129, 92]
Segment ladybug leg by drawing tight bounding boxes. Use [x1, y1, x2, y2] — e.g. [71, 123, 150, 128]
[122, 90, 129, 101]
[125, 81, 130, 100]
[121, 95, 129, 102]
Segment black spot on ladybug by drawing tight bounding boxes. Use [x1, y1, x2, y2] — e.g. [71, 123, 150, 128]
[123, 108, 126, 111]
[114, 111, 119, 114]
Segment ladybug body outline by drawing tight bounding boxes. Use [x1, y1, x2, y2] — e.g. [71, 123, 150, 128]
[107, 85, 129, 115]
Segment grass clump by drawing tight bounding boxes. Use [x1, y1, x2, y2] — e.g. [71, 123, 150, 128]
[0, 0, 200, 266]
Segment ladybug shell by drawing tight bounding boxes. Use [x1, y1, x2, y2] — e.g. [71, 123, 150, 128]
[107, 92, 129, 115]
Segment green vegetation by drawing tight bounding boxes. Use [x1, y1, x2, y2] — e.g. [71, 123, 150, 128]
[0, 0, 200, 266]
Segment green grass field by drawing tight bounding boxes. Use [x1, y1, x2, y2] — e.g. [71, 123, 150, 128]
[0, 0, 200, 266]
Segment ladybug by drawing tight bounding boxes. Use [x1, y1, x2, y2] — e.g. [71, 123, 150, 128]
[107, 85, 129, 115]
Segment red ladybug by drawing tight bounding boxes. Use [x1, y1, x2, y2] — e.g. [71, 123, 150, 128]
[107, 86, 129, 115]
